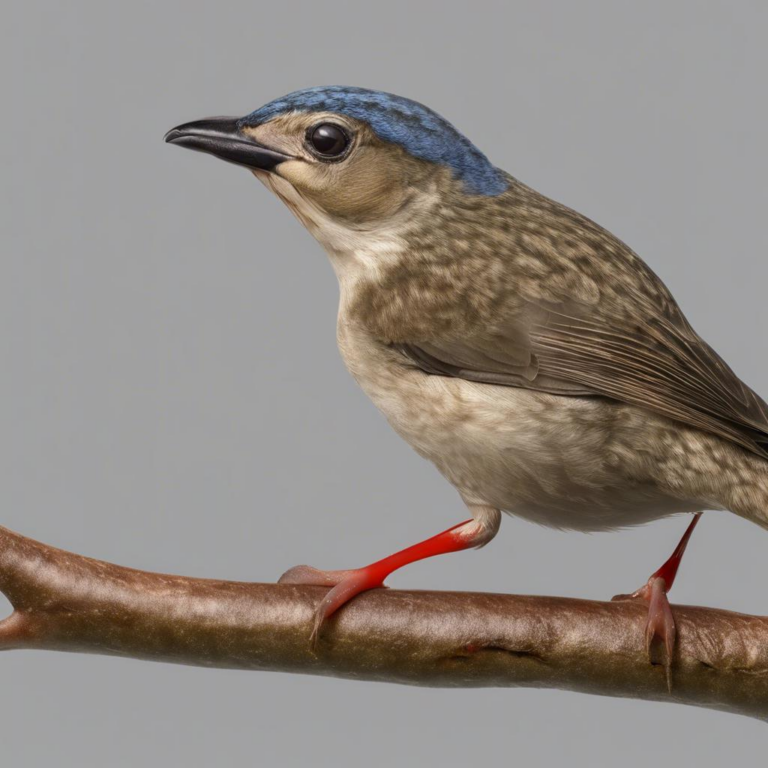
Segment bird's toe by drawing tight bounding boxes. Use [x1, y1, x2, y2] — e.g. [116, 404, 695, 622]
[278, 563, 388, 649]
[279, 564, 341, 586]
[643, 576, 677, 691]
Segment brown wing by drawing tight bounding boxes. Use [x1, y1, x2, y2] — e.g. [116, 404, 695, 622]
[396, 192, 768, 458]
[400, 304, 768, 457]
[533, 310, 768, 453]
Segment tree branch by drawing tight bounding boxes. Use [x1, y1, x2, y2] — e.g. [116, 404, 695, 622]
[0, 525, 765, 720]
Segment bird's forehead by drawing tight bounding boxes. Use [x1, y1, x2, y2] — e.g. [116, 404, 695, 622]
[239, 86, 442, 131]
[244, 110, 361, 139]
[238, 86, 508, 196]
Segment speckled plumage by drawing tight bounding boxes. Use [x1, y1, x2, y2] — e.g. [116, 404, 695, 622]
[233, 91, 768, 536]
[167, 86, 768, 657]
[247, 165, 768, 536]
[346, 173, 768, 460]
[334, 176, 768, 530]
[168, 87, 768, 551]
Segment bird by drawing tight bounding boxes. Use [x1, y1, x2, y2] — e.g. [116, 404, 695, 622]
[165, 86, 768, 673]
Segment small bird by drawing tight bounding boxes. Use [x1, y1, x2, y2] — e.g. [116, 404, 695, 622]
[166, 86, 768, 671]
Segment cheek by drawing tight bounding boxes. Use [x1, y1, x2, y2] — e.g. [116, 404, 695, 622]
[274, 155, 407, 222]
[275, 160, 320, 189]
[317, 167, 406, 221]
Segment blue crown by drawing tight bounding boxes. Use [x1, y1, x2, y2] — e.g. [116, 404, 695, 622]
[239, 86, 507, 196]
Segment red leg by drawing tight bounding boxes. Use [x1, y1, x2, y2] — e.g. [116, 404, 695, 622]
[279, 506, 500, 647]
[613, 512, 702, 688]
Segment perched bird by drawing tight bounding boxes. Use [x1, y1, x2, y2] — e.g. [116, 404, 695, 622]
[166, 86, 768, 671]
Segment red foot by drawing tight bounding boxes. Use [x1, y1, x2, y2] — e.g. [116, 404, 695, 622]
[644, 577, 676, 664]
[279, 510, 500, 648]
[279, 564, 389, 647]
[612, 513, 701, 689]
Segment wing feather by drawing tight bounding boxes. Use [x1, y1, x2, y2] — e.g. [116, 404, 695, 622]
[385, 179, 768, 456]
[396, 240, 768, 457]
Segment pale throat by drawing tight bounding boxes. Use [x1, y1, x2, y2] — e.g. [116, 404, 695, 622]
[254, 170, 413, 289]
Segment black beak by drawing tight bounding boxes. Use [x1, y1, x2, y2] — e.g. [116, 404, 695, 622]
[164, 117, 292, 171]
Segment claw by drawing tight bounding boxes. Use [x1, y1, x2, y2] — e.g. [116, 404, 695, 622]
[613, 576, 676, 690]
[276, 514, 499, 647]
[279, 565, 344, 586]
[281, 564, 387, 651]
[644, 576, 676, 691]
[612, 514, 701, 691]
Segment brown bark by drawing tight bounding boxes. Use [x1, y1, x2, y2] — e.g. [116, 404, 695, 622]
[0, 524, 765, 720]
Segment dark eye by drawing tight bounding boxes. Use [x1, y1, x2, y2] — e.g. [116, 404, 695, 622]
[308, 123, 349, 158]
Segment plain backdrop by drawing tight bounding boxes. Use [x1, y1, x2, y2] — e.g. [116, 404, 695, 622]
[1, 1, 766, 764]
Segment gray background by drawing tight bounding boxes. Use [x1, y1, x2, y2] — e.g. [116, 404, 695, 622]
[1, 0, 766, 764]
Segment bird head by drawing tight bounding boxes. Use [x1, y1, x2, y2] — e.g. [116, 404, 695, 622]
[165, 86, 507, 264]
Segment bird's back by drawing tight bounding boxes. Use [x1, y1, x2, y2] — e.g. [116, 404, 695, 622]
[349, 173, 768, 459]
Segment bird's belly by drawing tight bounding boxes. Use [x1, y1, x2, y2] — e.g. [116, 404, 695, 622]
[338, 323, 698, 531]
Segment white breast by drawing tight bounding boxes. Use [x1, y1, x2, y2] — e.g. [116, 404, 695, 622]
[259, 172, 701, 531]
[336, 314, 701, 532]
